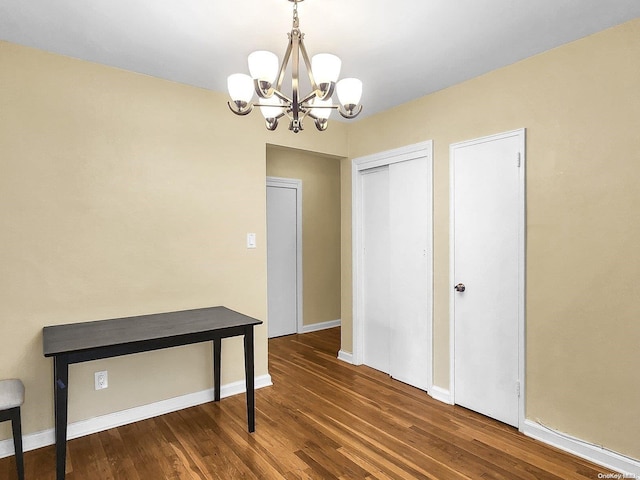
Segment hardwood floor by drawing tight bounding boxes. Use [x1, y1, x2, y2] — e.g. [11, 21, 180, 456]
[1, 327, 613, 479]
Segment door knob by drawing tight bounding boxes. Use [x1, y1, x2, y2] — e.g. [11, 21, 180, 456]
[454, 283, 466, 292]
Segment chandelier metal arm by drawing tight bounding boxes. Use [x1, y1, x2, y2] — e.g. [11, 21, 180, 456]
[227, 101, 253, 115]
[273, 90, 293, 105]
[306, 104, 338, 113]
[261, 110, 287, 131]
[254, 79, 274, 99]
[298, 37, 321, 96]
[338, 103, 363, 119]
[299, 90, 318, 106]
[291, 29, 301, 130]
[274, 35, 294, 95]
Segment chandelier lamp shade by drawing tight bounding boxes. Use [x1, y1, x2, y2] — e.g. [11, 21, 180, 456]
[226, 0, 363, 133]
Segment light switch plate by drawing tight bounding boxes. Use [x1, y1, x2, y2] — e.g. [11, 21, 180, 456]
[247, 233, 257, 249]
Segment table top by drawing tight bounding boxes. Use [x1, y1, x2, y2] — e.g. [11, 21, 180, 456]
[43, 306, 262, 357]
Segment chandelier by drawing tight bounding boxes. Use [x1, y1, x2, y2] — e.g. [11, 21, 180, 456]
[226, 0, 363, 133]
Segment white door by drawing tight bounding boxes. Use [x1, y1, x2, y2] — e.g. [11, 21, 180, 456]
[361, 166, 390, 373]
[389, 158, 431, 390]
[451, 130, 524, 427]
[267, 179, 301, 338]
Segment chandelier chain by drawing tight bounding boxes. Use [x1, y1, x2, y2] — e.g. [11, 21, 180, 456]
[293, 5, 299, 29]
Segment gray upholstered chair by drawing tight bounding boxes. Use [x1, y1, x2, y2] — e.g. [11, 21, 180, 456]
[0, 379, 25, 480]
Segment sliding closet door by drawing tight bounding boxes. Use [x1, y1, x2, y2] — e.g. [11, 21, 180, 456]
[361, 166, 391, 374]
[358, 145, 433, 391]
[389, 157, 431, 390]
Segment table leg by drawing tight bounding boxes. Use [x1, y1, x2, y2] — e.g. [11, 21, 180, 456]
[213, 337, 221, 402]
[9, 407, 24, 480]
[243, 326, 255, 432]
[53, 356, 69, 480]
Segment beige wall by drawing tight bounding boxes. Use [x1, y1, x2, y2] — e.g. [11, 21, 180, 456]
[0, 41, 347, 439]
[266, 146, 342, 327]
[342, 19, 640, 459]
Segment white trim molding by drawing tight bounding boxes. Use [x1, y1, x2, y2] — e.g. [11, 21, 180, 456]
[429, 386, 453, 405]
[0, 375, 272, 459]
[337, 350, 354, 364]
[523, 420, 640, 476]
[300, 319, 341, 334]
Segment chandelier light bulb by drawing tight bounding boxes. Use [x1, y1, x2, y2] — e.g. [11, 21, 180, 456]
[248, 51, 279, 84]
[259, 95, 284, 119]
[227, 73, 254, 103]
[311, 53, 342, 85]
[336, 78, 363, 107]
[311, 97, 332, 120]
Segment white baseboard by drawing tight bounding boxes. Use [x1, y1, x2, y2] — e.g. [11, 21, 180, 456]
[523, 419, 640, 476]
[337, 349, 353, 364]
[429, 385, 453, 405]
[0, 374, 272, 459]
[426, 392, 639, 475]
[300, 319, 341, 334]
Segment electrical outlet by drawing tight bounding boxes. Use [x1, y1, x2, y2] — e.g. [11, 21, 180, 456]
[94, 371, 108, 390]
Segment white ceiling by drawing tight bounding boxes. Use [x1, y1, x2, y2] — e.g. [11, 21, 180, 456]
[2, 0, 639, 118]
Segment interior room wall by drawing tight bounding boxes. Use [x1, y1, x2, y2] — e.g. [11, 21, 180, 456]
[341, 18, 640, 460]
[266, 146, 342, 328]
[0, 41, 347, 442]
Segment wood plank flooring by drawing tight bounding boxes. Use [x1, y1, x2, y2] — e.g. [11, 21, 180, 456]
[1, 327, 614, 479]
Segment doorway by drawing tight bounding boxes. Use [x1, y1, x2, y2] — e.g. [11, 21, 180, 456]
[450, 129, 526, 428]
[266, 177, 302, 338]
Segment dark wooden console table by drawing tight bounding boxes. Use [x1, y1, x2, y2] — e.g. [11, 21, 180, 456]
[43, 306, 262, 480]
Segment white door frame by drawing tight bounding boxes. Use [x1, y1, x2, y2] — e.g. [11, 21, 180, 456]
[267, 176, 303, 334]
[352, 140, 434, 391]
[449, 128, 526, 429]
